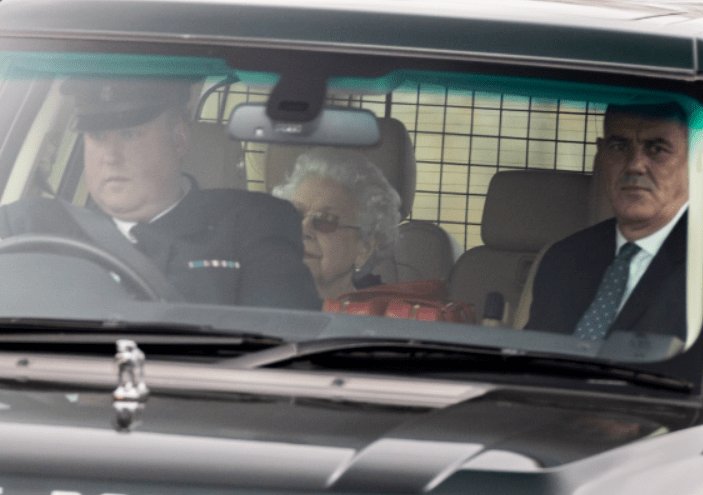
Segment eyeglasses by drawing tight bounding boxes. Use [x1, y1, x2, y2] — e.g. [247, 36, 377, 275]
[303, 211, 361, 234]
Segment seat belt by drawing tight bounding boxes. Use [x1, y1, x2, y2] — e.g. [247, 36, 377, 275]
[58, 199, 185, 301]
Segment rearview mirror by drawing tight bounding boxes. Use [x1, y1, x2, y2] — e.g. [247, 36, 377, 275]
[227, 103, 380, 146]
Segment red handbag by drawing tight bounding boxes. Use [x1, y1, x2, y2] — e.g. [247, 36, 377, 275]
[323, 280, 475, 323]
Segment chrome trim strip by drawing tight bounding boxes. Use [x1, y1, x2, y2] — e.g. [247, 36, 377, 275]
[0, 352, 492, 408]
[0, 352, 698, 408]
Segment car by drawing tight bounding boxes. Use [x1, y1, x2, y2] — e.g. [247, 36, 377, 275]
[0, 0, 701, 493]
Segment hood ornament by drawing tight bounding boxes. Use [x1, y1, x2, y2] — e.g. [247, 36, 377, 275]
[114, 339, 149, 401]
[112, 339, 149, 432]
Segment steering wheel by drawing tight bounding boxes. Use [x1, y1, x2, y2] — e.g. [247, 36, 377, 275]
[0, 234, 183, 302]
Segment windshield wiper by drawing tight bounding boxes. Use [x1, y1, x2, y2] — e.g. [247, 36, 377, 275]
[0, 317, 284, 351]
[222, 337, 694, 393]
[0, 317, 212, 333]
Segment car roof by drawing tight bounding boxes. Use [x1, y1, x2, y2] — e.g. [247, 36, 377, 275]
[1, 0, 703, 76]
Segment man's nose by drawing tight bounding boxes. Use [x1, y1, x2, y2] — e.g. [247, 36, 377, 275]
[100, 133, 125, 163]
[623, 146, 648, 173]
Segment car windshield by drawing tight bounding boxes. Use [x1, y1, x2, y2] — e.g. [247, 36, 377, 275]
[0, 43, 700, 383]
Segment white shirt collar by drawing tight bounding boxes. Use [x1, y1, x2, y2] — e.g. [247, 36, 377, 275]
[112, 176, 191, 242]
[616, 202, 688, 256]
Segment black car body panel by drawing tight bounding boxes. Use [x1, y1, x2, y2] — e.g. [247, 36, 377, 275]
[0, 378, 698, 492]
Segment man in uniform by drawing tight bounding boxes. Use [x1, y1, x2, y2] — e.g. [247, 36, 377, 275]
[0, 77, 321, 310]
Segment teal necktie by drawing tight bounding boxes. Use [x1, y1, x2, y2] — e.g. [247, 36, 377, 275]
[574, 242, 641, 341]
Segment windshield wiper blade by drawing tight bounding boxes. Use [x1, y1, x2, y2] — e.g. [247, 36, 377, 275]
[515, 354, 694, 392]
[222, 337, 694, 392]
[0, 317, 210, 333]
[222, 337, 501, 369]
[0, 317, 284, 346]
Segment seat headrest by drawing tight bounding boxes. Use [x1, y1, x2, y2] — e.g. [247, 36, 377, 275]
[481, 170, 590, 251]
[394, 221, 458, 281]
[181, 121, 247, 189]
[264, 117, 416, 218]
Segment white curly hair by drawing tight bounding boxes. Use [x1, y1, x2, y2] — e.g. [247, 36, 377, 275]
[272, 147, 402, 267]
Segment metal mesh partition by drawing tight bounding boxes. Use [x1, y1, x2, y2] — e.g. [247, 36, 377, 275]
[388, 84, 604, 249]
[199, 81, 604, 250]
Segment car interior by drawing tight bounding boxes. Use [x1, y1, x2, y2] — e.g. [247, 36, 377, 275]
[3, 64, 697, 346]
[181, 77, 612, 327]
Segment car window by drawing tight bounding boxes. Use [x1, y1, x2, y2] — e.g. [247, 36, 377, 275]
[0, 48, 699, 376]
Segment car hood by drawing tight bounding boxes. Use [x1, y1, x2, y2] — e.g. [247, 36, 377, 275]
[0, 382, 700, 493]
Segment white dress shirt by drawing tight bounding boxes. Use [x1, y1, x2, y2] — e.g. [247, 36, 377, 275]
[615, 202, 688, 312]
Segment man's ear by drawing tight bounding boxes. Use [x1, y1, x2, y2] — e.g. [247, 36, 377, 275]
[355, 238, 377, 270]
[172, 120, 191, 159]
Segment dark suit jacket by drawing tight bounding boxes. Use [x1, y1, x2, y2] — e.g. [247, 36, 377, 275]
[0, 184, 321, 310]
[526, 213, 686, 340]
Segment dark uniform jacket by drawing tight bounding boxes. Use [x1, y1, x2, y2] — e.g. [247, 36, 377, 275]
[526, 213, 686, 340]
[0, 184, 321, 310]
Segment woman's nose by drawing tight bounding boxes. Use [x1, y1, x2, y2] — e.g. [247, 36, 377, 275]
[300, 215, 315, 238]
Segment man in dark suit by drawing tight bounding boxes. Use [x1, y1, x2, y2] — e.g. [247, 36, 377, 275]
[0, 77, 321, 310]
[527, 102, 688, 340]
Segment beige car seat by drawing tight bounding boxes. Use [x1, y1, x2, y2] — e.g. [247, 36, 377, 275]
[513, 159, 615, 329]
[448, 170, 592, 324]
[374, 220, 461, 284]
[181, 121, 247, 189]
[265, 118, 416, 218]
[265, 117, 457, 284]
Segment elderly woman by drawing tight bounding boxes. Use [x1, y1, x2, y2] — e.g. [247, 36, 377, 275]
[272, 147, 401, 301]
